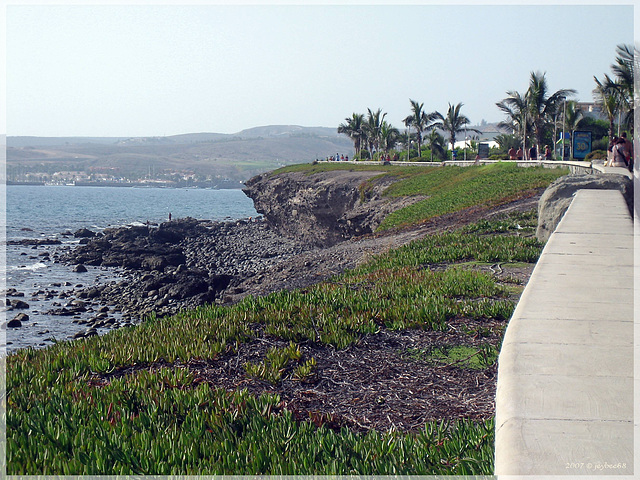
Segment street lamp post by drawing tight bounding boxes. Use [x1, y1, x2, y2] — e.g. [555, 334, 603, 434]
[553, 112, 558, 161]
[464, 125, 467, 161]
[562, 99, 566, 160]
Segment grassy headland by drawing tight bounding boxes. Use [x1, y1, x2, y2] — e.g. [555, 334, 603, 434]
[6, 162, 567, 475]
[274, 162, 567, 230]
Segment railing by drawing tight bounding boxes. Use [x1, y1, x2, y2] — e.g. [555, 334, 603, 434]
[319, 158, 634, 179]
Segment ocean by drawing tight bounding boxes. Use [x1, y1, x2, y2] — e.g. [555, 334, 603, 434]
[2, 185, 258, 353]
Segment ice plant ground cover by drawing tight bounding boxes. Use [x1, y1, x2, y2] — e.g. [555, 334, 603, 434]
[6, 206, 547, 475]
[7, 162, 567, 475]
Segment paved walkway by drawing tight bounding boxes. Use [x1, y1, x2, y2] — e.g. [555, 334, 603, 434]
[494, 189, 634, 476]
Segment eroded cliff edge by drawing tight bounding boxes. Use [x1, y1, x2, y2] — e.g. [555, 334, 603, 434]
[242, 169, 421, 246]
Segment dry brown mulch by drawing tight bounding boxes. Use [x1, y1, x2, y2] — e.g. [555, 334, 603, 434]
[98, 307, 513, 434]
[183, 320, 506, 433]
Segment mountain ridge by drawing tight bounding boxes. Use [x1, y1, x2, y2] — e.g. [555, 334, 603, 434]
[7, 125, 342, 148]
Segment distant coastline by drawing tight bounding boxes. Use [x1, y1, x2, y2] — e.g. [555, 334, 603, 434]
[7, 180, 243, 189]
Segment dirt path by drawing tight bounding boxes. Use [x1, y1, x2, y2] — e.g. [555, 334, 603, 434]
[227, 193, 540, 303]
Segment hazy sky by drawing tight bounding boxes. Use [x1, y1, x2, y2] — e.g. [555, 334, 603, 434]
[4, 1, 636, 137]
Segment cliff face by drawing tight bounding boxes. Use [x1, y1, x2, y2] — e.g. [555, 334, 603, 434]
[243, 169, 421, 246]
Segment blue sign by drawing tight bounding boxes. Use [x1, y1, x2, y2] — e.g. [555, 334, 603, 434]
[572, 131, 592, 159]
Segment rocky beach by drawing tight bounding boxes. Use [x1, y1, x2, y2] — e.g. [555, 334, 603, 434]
[48, 167, 545, 339]
[7, 167, 633, 350]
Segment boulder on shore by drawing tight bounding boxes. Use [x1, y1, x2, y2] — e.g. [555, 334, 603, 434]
[74, 228, 96, 238]
[8, 299, 30, 310]
[536, 173, 633, 242]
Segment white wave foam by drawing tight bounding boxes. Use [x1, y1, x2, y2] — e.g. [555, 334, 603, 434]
[10, 262, 48, 272]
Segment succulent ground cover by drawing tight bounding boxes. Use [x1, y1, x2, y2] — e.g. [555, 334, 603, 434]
[7, 208, 541, 475]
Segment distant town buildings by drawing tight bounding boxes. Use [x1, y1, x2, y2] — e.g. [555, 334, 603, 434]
[6, 166, 241, 188]
[574, 102, 608, 121]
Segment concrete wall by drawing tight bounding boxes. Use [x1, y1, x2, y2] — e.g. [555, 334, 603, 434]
[494, 189, 634, 476]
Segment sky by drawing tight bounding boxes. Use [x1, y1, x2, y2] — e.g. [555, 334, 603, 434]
[3, 1, 637, 137]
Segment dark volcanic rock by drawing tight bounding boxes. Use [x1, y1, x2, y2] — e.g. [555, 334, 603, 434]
[11, 313, 29, 324]
[7, 238, 62, 246]
[63, 215, 310, 321]
[8, 299, 29, 310]
[74, 228, 96, 238]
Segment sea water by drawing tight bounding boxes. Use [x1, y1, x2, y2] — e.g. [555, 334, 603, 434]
[2, 185, 258, 353]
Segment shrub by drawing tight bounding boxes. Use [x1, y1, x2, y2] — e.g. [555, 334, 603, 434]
[357, 150, 371, 160]
[592, 138, 609, 152]
[585, 150, 607, 161]
[489, 154, 509, 160]
[412, 154, 439, 163]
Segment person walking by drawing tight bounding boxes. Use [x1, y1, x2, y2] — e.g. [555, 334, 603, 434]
[621, 132, 633, 170]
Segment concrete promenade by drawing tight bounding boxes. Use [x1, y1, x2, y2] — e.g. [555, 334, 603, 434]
[494, 189, 634, 476]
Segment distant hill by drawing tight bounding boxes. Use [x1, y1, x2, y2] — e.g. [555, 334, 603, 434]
[7, 136, 130, 148]
[6, 125, 353, 183]
[7, 125, 343, 148]
[235, 125, 341, 139]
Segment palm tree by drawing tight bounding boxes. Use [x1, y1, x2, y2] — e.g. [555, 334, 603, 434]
[563, 101, 584, 158]
[379, 121, 400, 154]
[425, 129, 446, 161]
[337, 113, 364, 157]
[433, 103, 480, 152]
[363, 108, 386, 158]
[609, 44, 635, 132]
[403, 99, 437, 158]
[402, 117, 413, 160]
[525, 71, 576, 156]
[496, 90, 530, 152]
[593, 74, 623, 141]
[494, 133, 521, 154]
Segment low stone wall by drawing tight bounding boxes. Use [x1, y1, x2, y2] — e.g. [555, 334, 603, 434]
[494, 189, 634, 475]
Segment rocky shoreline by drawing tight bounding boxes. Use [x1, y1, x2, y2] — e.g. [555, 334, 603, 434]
[58, 197, 546, 335]
[10, 166, 586, 346]
[58, 217, 314, 326]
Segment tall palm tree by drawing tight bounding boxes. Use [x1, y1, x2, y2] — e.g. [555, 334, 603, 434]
[363, 108, 386, 158]
[403, 99, 437, 158]
[525, 71, 576, 156]
[402, 117, 413, 160]
[337, 113, 364, 157]
[593, 74, 623, 141]
[433, 103, 479, 152]
[610, 43, 635, 132]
